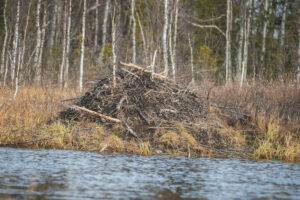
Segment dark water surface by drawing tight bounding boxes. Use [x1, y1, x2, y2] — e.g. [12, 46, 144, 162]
[0, 148, 299, 200]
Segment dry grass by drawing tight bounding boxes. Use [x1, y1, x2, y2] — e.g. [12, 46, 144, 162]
[0, 81, 299, 162]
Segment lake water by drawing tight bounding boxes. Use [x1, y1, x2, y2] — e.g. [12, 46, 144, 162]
[0, 147, 299, 200]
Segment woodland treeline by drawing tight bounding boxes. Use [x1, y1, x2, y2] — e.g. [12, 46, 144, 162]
[0, 0, 300, 93]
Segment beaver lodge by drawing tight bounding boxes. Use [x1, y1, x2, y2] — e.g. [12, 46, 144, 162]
[59, 62, 257, 158]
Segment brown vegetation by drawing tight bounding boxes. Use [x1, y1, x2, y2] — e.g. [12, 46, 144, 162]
[0, 76, 299, 162]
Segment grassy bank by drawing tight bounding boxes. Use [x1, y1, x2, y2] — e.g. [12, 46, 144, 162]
[0, 82, 299, 162]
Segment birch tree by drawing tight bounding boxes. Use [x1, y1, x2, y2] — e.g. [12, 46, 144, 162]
[169, 0, 179, 81]
[112, 2, 117, 88]
[94, 0, 99, 50]
[64, 0, 72, 88]
[49, 0, 58, 52]
[188, 35, 194, 84]
[99, 0, 110, 64]
[236, 1, 244, 79]
[297, 9, 300, 83]
[279, 1, 287, 72]
[60, 2, 68, 87]
[34, 0, 42, 85]
[163, 0, 169, 77]
[11, 0, 20, 83]
[131, 0, 136, 64]
[241, 0, 253, 84]
[79, 0, 86, 92]
[225, 0, 232, 83]
[0, 0, 8, 77]
[260, 0, 269, 66]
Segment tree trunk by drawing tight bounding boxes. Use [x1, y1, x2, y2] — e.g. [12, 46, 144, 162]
[60, 2, 68, 87]
[236, 1, 244, 79]
[79, 0, 86, 92]
[279, 1, 287, 72]
[131, 0, 136, 64]
[0, 0, 8, 77]
[38, 4, 47, 85]
[11, 0, 20, 84]
[18, 0, 32, 75]
[241, 0, 253, 84]
[34, 0, 42, 85]
[49, 0, 58, 53]
[297, 9, 300, 83]
[260, 0, 269, 67]
[188, 35, 194, 84]
[112, 2, 117, 88]
[172, 0, 179, 81]
[163, 0, 169, 77]
[99, 0, 110, 64]
[94, 0, 99, 50]
[225, 0, 232, 83]
[64, 0, 72, 88]
[151, 49, 157, 79]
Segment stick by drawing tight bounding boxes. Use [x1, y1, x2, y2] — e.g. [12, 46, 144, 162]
[72, 105, 121, 123]
[119, 62, 172, 82]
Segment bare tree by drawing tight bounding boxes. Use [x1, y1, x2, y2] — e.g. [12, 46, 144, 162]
[279, 1, 287, 72]
[94, 0, 99, 50]
[49, 0, 58, 52]
[112, 1, 117, 88]
[225, 0, 232, 83]
[34, 0, 42, 85]
[261, 0, 269, 66]
[297, 8, 300, 83]
[241, 0, 253, 84]
[11, 0, 20, 84]
[236, 1, 244, 79]
[99, 0, 110, 64]
[131, 0, 136, 64]
[163, 0, 169, 77]
[188, 35, 194, 84]
[0, 0, 8, 77]
[64, 0, 72, 88]
[79, 0, 87, 92]
[60, 2, 68, 87]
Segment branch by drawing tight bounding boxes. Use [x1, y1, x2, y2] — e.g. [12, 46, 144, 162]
[72, 105, 121, 123]
[187, 21, 225, 37]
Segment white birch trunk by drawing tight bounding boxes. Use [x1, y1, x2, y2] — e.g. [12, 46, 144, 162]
[38, 6, 46, 80]
[279, 1, 287, 72]
[241, 0, 253, 83]
[94, 0, 99, 50]
[64, 0, 72, 88]
[79, 0, 86, 92]
[168, 17, 174, 80]
[49, 0, 58, 52]
[60, 2, 68, 87]
[151, 50, 157, 79]
[18, 0, 32, 73]
[11, 0, 20, 83]
[0, 0, 8, 76]
[34, 0, 42, 84]
[260, 0, 269, 66]
[225, 0, 232, 83]
[131, 0, 136, 64]
[112, 5, 117, 88]
[99, 0, 110, 63]
[188, 35, 194, 84]
[171, 0, 179, 81]
[163, 0, 169, 77]
[236, 2, 244, 79]
[297, 10, 300, 83]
